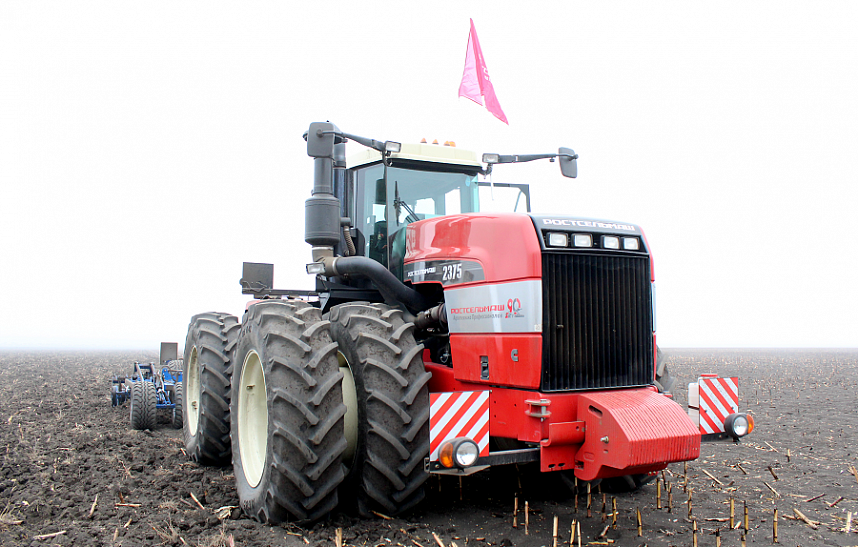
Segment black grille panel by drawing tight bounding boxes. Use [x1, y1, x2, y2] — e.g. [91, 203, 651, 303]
[541, 252, 653, 391]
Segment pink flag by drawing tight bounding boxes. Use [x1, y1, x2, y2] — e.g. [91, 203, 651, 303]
[458, 19, 508, 125]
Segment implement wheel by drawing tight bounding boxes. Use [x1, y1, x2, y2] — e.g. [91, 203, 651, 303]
[130, 381, 157, 430]
[329, 302, 431, 517]
[183, 312, 239, 465]
[172, 381, 183, 429]
[231, 300, 346, 524]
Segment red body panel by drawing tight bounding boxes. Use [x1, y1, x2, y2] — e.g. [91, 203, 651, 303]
[450, 333, 541, 389]
[413, 213, 688, 479]
[405, 213, 542, 284]
[407, 213, 543, 389]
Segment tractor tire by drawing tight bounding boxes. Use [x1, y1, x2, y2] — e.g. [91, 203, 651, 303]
[130, 381, 157, 430]
[601, 472, 657, 493]
[329, 302, 432, 517]
[183, 312, 239, 465]
[172, 381, 183, 429]
[231, 300, 346, 524]
[654, 346, 675, 394]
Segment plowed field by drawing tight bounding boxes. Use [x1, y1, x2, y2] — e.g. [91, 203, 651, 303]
[1, 349, 856, 546]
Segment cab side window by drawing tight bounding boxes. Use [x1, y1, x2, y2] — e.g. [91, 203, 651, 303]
[353, 164, 388, 267]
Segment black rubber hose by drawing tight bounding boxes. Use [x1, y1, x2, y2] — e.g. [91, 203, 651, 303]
[324, 256, 433, 312]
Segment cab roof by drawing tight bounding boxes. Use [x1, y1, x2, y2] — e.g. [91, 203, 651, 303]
[347, 142, 483, 170]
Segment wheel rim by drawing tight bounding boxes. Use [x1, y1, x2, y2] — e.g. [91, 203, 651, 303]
[187, 347, 201, 436]
[338, 351, 358, 465]
[238, 350, 268, 488]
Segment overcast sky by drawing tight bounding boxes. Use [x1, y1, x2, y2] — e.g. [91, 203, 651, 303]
[2, 2, 857, 350]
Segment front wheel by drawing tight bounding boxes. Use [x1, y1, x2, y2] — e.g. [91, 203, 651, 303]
[231, 300, 346, 524]
[329, 302, 431, 517]
[601, 473, 657, 493]
[654, 346, 675, 394]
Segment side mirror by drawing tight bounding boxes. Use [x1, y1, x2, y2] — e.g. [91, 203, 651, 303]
[558, 147, 577, 178]
[307, 122, 339, 159]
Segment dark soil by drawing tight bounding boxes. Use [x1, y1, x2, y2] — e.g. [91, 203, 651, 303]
[1, 349, 857, 546]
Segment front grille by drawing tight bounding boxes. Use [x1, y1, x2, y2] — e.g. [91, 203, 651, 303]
[541, 252, 653, 391]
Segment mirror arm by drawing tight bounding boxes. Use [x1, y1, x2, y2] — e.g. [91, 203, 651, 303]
[489, 152, 578, 165]
[340, 132, 386, 154]
[501, 153, 556, 163]
[305, 128, 394, 156]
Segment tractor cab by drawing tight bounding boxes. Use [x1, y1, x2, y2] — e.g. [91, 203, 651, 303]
[344, 143, 531, 280]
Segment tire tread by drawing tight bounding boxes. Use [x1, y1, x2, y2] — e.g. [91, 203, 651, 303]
[231, 300, 346, 525]
[330, 302, 430, 517]
[183, 312, 239, 464]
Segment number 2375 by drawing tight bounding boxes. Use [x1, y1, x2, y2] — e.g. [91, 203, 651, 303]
[442, 263, 462, 281]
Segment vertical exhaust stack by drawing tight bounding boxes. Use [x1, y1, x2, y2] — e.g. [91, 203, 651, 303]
[305, 122, 343, 261]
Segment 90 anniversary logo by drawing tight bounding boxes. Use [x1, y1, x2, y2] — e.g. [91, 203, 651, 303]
[506, 298, 523, 319]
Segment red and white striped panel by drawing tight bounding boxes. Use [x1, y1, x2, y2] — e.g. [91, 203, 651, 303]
[429, 391, 490, 461]
[699, 377, 739, 434]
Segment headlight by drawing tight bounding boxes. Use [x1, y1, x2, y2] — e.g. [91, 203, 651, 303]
[548, 232, 568, 247]
[602, 236, 619, 249]
[306, 262, 326, 275]
[723, 413, 755, 439]
[623, 237, 640, 250]
[573, 234, 593, 248]
[438, 437, 481, 468]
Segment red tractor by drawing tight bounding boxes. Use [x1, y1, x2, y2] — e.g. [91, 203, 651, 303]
[181, 122, 753, 524]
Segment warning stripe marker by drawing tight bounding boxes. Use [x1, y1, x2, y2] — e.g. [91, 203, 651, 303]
[699, 377, 738, 434]
[430, 391, 490, 460]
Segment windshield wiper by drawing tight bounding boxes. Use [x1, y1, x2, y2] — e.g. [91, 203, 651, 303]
[394, 182, 420, 224]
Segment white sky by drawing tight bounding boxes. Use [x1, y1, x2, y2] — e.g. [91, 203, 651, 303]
[1, 2, 857, 349]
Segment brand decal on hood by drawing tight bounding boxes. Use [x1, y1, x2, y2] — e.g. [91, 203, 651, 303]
[542, 218, 637, 232]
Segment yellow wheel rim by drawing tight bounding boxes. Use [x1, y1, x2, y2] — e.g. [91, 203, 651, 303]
[238, 350, 268, 488]
[338, 351, 358, 465]
[187, 346, 201, 436]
